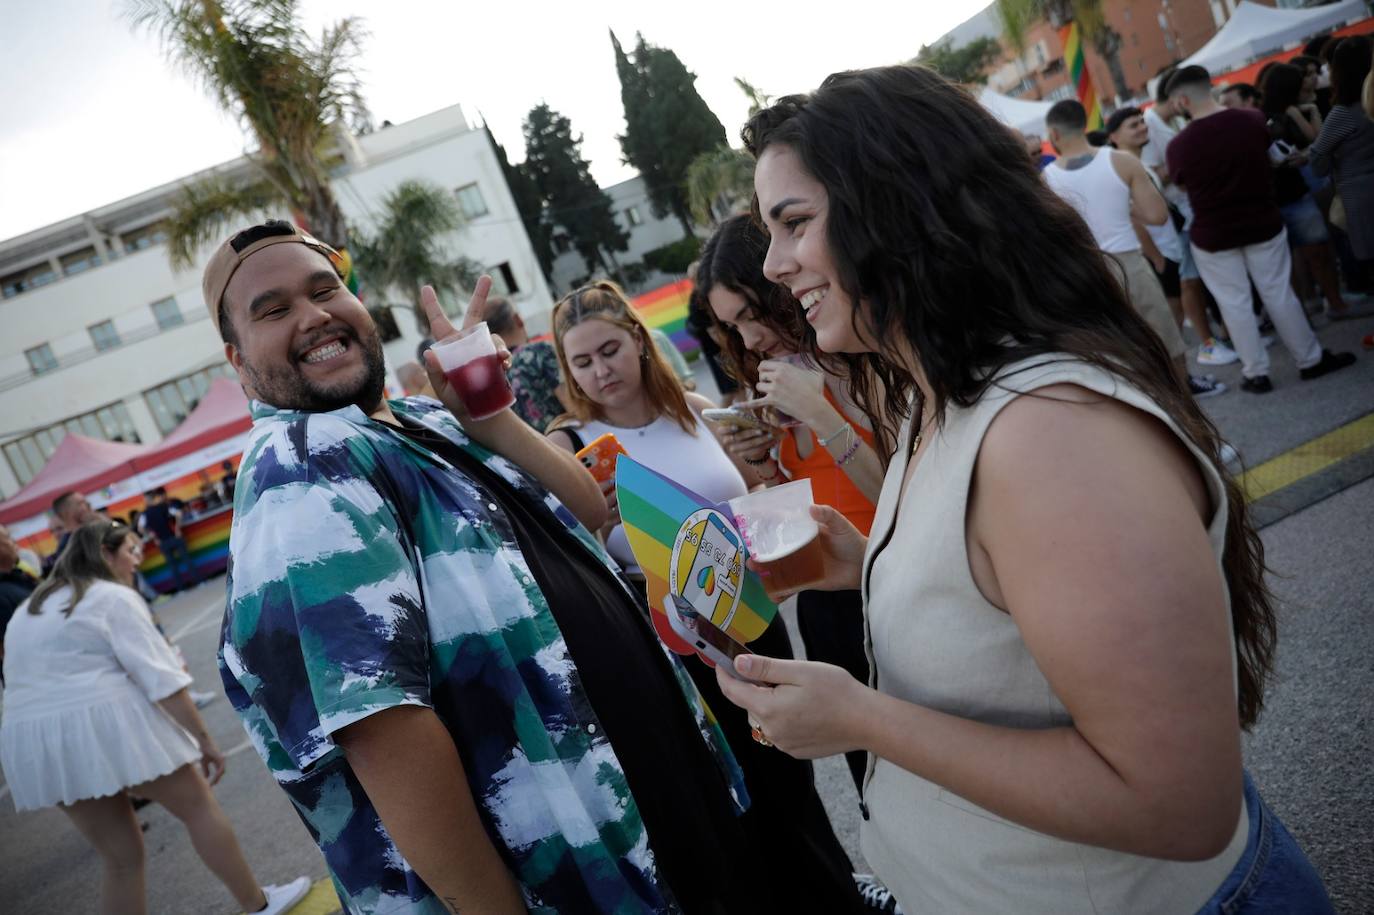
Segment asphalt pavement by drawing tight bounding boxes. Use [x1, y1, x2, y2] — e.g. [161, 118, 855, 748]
[1, 314, 1370, 913]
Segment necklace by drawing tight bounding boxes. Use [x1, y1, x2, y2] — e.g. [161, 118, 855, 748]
[608, 413, 658, 436]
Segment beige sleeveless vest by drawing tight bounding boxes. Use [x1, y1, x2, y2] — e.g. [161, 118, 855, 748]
[859, 356, 1248, 913]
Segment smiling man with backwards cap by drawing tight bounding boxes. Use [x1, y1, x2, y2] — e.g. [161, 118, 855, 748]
[206, 220, 756, 914]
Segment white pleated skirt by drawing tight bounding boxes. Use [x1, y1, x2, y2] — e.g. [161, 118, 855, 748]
[1, 690, 200, 811]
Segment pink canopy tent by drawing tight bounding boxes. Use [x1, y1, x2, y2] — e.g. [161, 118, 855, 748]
[130, 378, 251, 472]
[0, 434, 149, 525]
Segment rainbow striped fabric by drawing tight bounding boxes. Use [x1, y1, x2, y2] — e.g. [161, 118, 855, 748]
[616, 455, 776, 656]
[1060, 22, 1103, 131]
[141, 507, 232, 591]
[631, 279, 699, 361]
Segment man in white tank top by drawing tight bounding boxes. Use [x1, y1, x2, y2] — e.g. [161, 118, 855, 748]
[1043, 100, 1203, 394]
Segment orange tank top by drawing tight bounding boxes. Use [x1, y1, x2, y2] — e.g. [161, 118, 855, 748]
[778, 388, 877, 536]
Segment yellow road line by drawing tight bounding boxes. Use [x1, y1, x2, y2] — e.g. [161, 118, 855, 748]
[282, 878, 340, 915]
[1239, 412, 1374, 501]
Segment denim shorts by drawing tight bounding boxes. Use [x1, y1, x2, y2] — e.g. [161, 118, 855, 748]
[1197, 772, 1333, 914]
[1178, 228, 1201, 281]
[1279, 196, 1329, 247]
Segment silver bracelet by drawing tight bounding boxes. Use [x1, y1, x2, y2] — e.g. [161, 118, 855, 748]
[817, 421, 851, 448]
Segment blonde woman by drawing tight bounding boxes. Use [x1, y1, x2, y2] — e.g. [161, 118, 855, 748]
[547, 281, 871, 913]
[1, 520, 309, 915]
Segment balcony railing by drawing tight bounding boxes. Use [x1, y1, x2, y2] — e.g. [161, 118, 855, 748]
[0, 307, 212, 395]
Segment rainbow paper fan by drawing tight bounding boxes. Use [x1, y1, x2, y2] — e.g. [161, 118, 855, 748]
[615, 455, 777, 655]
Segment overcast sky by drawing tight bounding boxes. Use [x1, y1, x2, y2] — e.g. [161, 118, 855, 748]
[0, 0, 990, 240]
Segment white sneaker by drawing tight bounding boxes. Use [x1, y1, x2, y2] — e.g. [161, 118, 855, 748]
[1196, 340, 1238, 366]
[190, 690, 219, 709]
[1220, 442, 1240, 466]
[256, 877, 312, 915]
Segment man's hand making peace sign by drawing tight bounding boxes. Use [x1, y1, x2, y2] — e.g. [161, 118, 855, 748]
[419, 277, 515, 425]
[413, 279, 608, 532]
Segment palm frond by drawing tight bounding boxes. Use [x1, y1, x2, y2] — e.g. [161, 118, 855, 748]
[164, 175, 284, 269]
[351, 180, 475, 326]
[994, 0, 1038, 51]
[685, 146, 755, 226]
[126, 0, 365, 246]
[1071, 0, 1107, 40]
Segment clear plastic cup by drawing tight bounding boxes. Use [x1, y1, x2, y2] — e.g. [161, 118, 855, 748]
[729, 479, 825, 599]
[430, 322, 515, 420]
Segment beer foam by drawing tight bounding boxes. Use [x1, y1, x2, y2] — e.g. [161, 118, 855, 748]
[746, 519, 819, 562]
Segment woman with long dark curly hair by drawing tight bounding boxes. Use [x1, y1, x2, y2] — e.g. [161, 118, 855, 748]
[696, 213, 886, 793]
[714, 65, 1331, 913]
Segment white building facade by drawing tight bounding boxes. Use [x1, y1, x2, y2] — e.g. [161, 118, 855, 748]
[0, 104, 553, 500]
[547, 175, 695, 298]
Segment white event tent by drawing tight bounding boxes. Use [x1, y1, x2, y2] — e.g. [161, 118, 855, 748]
[1179, 0, 1368, 74]
[978, 87, 1056, 136]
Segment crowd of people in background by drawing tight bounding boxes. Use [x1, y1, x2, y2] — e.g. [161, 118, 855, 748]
[1036, 32, 1374, 377]
[5, 33, 1370, 915]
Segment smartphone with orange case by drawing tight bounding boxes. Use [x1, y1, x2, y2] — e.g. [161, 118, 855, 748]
[575, 432, 629, 485]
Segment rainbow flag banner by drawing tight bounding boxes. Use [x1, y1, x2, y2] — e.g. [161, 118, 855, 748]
[631, 279, 700, 362]
[616, 455, 777, 657]
[1060, 21, 1103, 131]
[141, 505, 233, 592]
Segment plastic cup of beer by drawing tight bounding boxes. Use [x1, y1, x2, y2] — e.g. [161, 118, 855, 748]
[729, 479, 826, 600]
[430, 322, 515, 421]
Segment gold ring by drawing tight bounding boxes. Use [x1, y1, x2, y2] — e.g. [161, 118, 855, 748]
[750, 724, 773, 747]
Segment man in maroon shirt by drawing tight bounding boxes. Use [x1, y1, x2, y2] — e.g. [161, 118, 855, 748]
[1165, 65, 1354, 392]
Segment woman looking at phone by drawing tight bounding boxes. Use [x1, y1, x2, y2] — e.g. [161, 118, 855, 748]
[715, 66, 1331, 913]
[0, 520, 309, 915]
[698, 214, 884, 792]
[545, 280, 870, 913]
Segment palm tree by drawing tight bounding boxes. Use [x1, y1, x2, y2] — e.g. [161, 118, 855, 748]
[351, 181, 481, 333]
[683, 75, 767, 226]
[996, 0, 1131, 102]
[125, 0, 369, 268]
[685, 146, 755, 226]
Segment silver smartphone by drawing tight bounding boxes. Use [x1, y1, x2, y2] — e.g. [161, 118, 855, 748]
[701, 407, 777, 433]
[662, 594, 758, 682]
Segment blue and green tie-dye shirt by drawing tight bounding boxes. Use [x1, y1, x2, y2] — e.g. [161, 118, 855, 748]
[218, 396, 744, 914]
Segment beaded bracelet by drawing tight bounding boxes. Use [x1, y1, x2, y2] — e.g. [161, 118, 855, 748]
[836, 438, 861, 466]
[817, 421, 851, 448]
[742, 454, 773, 466]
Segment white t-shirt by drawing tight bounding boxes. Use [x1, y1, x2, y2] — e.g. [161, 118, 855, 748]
[1142, 108, 1194, 227]
[576, 413, 748, 574]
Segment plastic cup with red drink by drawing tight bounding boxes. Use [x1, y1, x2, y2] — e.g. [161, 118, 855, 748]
[429, 322, 515, 420]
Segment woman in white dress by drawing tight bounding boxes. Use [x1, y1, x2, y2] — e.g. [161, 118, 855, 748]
[1, 520, 309, 915]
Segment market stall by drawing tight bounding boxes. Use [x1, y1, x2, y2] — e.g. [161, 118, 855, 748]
[2, 378, 252, 591]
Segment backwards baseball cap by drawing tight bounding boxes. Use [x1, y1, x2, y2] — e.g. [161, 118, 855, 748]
[201, 220, 344, 336]
[1104, 106, 1143, 136]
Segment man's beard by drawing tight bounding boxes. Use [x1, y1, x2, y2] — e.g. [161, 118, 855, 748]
[242, 323, 388, 414]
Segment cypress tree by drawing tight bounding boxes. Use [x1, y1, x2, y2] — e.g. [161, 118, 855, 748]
[612, 31, 727, 235]
[521, 102, 629, 280]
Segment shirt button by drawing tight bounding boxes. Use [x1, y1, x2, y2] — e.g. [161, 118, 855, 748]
[487, 502, 498, 512]
[587, 723, 597, 735]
